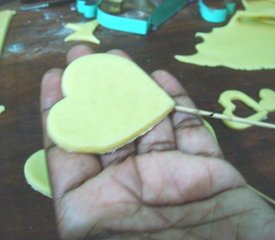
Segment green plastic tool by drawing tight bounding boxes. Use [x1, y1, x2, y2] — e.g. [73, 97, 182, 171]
[199, 0, 236, 23]
[76, 0, 189, 34]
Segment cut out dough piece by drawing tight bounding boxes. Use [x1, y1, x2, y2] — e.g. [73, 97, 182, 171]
[24, 150, 52, 198]
[218, 90, 268, 129]
[259, 89, 275, 112]
[48, 54, 175, 153]
[175, 11, 275, 70]
[65, 20, 100, 44]
[0, 10, 16, 57]
[203, 120, 217, 141]
[242, 0, 275, 13]
[0, 105, 5, 114]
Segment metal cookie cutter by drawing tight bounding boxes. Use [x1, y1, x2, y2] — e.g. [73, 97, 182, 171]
[199, 0, 236, 23]
[76, 0, 190, 35]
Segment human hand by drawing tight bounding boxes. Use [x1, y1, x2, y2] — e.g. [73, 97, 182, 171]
[41, 45, 275, 240]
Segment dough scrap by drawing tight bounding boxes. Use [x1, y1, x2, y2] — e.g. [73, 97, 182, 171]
[47, 54, 175, 153]
[0, 10, 16, 57]
[64, 20, 100, 44]
[175, 10, 275, 70]
[24, 150, 52, 198]
[242, 0, 275, 13]
[218, 90, 268, 129]
[0, 105, 5, 114]
[259, 88, 275, 112]
[203, 120, 217, 141]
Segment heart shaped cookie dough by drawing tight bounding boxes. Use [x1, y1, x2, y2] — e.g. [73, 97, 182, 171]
[47, 54, 175, 153]
[218, 90, 268, 129]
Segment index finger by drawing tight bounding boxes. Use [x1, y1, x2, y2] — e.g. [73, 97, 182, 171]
[40, 45, 101, 199]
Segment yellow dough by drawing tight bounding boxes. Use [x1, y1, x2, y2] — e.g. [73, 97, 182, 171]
[259, 88, 275, 112]
[24, 150, 52, 198]
[47, 54, 175, 153]
[0, 105, 5, 114]
[218, 90, 268, 129]
[242, 0, 275, 13]
[0, 10, 16, 57]
[64, 20, 100, 44]
[203, 120, 217, 141]
[175, 10, 275, 70]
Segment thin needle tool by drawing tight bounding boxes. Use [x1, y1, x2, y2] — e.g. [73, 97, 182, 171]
[247, 185, 275, 206]
[175, 105, 275, 129]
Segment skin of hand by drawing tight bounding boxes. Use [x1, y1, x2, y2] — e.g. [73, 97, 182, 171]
[40, 45, 275, 240]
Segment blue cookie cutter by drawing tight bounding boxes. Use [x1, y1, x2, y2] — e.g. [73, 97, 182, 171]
[76, 0, 190, 35]
[77, 0, 98, 18]
[199, 0, 236, 23]
[97, 7, 149, 35]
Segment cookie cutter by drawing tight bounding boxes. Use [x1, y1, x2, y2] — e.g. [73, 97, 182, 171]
[77, 0, 98, 18]
[76, 0, 190, 35]
[199, 0, 236, 23]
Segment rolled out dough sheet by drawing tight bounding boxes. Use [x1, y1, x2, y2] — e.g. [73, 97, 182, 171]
[242, 0, 275, 13]
[0, 10, 16, 57]
[47, 53, 175, 153]
[24, 150, 52, 198]
[175, 10, 275, 70]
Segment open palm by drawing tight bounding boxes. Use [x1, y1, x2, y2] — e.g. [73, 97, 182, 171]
[41, 45, 275, 240]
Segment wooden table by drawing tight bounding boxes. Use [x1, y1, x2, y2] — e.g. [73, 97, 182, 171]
[0, 1, 274, 239]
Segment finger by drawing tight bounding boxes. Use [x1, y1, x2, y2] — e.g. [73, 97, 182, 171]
[100, 49, 135, 167]
[100, 142, 136, 167]
[47, 147, 101, 199]
[136, 117, 175, 154]
[66, 44, 93, 64]
[41, 71, 101, 199]
[41, 68, 63, 150]
[41, 46, 101, 199]
[136, 70, 176, 154]
[107, 49, 132, 59]
[41, 45, 94, 148]
[151, 70, 223, 158]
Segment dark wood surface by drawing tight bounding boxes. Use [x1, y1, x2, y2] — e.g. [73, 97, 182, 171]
[0, 1, 274, 240]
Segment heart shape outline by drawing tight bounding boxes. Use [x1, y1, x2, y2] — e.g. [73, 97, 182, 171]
[47, 54, 175, 153]
[218, 90, 268, 130]
[259, 88, 275, 112]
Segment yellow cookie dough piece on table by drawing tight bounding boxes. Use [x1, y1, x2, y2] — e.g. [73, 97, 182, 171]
[259, 89, 275, 112]
[48, 53, 175, 153]
[0, 105, 5, 114]
[0, 10, 16, 57]
[203, 120, 217, 141]
[24, 150, 52, 198]
[175, 11, 275, 70]
[218, 90, 268, 130]
[64, 20, 100, 44]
